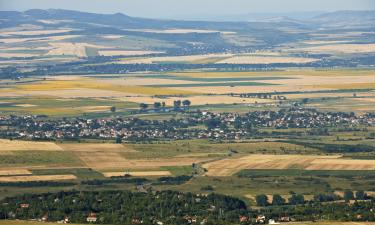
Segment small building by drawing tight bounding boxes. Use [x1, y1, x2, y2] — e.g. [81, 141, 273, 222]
[239, 215, 248, 222]
[87, 213, 97, 223]
[256, 215, 266, 224]
[41, 214, 48, 222]
[20, 203, 30, 208]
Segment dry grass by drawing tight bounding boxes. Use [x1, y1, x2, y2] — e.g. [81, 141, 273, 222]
[0, 139, 62, 151]
[103, 171, 171, 177]
[0, 174, 77, 182]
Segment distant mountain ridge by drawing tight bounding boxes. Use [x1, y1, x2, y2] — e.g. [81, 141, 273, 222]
[0, 9, 374, 30]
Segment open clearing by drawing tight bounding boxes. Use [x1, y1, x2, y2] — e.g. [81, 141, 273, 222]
[202, 154, 375, 176]
[103, 171, 172, 177]
[0, 139, 63, 151]
[0, 174, 77, 182]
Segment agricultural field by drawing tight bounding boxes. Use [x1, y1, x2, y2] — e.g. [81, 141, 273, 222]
[0, 69, 375, 117]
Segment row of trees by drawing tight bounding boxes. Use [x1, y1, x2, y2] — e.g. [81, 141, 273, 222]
[256, 190, 370, 207]
[0, 190, 247, 224]
[140, 100, 191, 111]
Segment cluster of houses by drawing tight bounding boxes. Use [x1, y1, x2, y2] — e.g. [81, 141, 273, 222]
[0, 108, 373, 141]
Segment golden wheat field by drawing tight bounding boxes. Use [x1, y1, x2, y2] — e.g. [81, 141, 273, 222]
[202, 154, 375, 176]
[0, 174, 77, 182]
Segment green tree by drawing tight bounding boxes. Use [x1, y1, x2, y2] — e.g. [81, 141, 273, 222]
[289, 194, 305, 205]
[355, 190, 366, 200]
[154, 102, 162, 110]
[173, 100, 182, 109]
[139, 103, 148, 111]
[182, 99, 191, 108]
[272, 194, 285, 206]
[344, 190, 354, 202]
[255, 194, 268, 207]
[110, 106, 116, 113]
[234, 117, 242, 129]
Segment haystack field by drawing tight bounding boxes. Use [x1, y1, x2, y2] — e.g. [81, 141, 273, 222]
[0, 174, 77, 182]
[103, 171, 172, 177]
[202, 154, 375, 176]
[0, 139, 63, 151]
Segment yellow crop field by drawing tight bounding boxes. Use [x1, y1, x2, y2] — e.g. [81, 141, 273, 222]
[0, 139, 63, 151]
[15, 79, 195, 95]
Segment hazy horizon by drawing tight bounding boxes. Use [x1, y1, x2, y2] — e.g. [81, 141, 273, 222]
[1, 0, 374, 20]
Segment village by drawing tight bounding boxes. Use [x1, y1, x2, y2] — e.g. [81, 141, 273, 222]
[0, 108, 373, 142]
